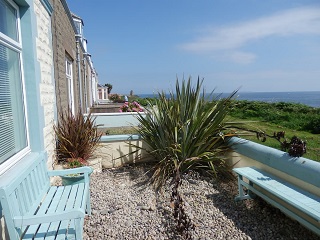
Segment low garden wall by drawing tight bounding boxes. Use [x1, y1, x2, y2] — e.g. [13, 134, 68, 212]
[93, 134, 153, 168]
[89, 112, 147, 128]
[88, 112, 151, 168]
[91, 113, 320, 200]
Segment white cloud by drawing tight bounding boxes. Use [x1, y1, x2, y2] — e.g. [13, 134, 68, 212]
[180, 6, 320, 54]
[215, 51, 257, 64]
[204, 69, 320, 92]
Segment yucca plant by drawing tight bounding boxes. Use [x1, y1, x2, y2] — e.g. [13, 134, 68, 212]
[135, 77, 239, 239]
[136, 77, 238, 188]
[53, 109, 102, 165]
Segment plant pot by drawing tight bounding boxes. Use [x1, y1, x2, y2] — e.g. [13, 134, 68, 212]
[61, 174, 85, 185]
[61, 170, 92, 185]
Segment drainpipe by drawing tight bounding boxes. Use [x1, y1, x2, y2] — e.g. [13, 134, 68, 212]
[75, 35, 83, 112]
[83, 52, 90, 113]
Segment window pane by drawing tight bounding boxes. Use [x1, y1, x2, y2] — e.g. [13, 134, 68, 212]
[0, 0, 18, 41]
[0, 42, 27, 163]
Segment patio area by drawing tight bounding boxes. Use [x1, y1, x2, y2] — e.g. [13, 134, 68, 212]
[82, 163, 319, 240]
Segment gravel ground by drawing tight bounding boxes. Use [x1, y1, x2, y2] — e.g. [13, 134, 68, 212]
[83, 164, 319, 240]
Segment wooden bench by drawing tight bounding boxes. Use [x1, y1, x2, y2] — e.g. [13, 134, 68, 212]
[0, 153, 92, 240]
[233, 166, 320, 235]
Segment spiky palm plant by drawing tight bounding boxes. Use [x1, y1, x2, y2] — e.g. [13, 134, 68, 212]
[136, 77, 237, 188]
[135, 77, 238, 239]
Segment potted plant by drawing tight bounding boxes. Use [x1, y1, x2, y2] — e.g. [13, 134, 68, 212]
[59, 157, 92, 185]
[53, 109, 102, 184]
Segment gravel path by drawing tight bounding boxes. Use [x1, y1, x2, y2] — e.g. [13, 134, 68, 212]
[83, 164, 319, 240]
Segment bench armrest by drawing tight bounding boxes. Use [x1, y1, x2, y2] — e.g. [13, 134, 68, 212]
[48, 166, 93, 177]
[13, 209, 85, 226]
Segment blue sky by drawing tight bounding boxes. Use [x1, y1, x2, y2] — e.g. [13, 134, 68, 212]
[66, 0, 320, 95]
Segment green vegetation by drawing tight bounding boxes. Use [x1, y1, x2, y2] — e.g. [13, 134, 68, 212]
[134, 78, 241, 239]
[228, 118, 320, 161]
[104, 83, 113, 94]
[227, 101, 320, 161]
[135, 79, 238, 189]
[132, 97, 320, 162]
[129, 96, 157, 106]
[229, 100, 320, 134]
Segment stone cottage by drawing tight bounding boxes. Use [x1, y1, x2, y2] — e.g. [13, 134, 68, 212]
[0, 0, 97, 238]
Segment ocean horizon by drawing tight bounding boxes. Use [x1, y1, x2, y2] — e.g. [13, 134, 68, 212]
[137, 91, 320, 108]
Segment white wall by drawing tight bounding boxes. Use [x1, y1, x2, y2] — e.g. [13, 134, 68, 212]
[34, 0, 56, 169]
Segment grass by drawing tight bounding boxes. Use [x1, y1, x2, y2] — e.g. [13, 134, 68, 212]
[227, 117, 320, 162]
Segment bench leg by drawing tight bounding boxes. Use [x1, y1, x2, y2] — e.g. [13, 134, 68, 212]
[235, 175, 253, 201]
[248, 180, 257, 199]
[86, 191, 91, 215]
[75, 218, 84, 239]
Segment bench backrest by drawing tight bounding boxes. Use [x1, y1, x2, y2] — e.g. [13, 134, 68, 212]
[0, 153, 50, 236]
[228, 137, 320, 188]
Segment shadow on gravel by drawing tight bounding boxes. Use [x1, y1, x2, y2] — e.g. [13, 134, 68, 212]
[205, 181, 319, 240]
[108, 163, 184, 239]
[104, 163, 154, 189]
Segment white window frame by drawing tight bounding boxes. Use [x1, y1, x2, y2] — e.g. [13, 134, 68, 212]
[0, 0, 30, 175]
[74, 19, 82, 36]
[66, 57, 75, 115]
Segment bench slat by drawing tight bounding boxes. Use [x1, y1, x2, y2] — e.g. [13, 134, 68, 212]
[26, 174, 37, 207]
[233, 167, 320, 221]
[45, 186, 74, 240]
[21, 181, 32, 212]
[22, 186, 60, 239]
[17, 183, 29, 215]
[67, 183, 86, 239]
[30, 168, 41, 197]
[33, 186, 64, 240]
[56, 184, 81, 240]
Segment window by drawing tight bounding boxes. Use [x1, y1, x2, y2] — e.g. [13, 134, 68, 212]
[0, 0, 29, 167]
[74, 20, 82, 36]
[66, 57, 75, 114]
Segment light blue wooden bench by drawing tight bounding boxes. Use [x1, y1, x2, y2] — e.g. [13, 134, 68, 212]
[229, 137, 320, 236]
[233, 167, 320, 235]
[0, 153, 92, 240]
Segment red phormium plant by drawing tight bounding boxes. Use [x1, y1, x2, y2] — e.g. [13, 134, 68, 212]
[53, 109, 102, 164]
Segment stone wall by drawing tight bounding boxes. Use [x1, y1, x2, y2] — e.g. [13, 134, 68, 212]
[51, 0, 83, 115]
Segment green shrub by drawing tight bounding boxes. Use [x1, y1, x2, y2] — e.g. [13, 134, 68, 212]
[134, 77, 239, 238]
[134, 97, 157, 106]
[109, 94, 124, 103]
[136, 78, 238, 188]
[304, 116, 320, 134]
[229, 100, 320, 133]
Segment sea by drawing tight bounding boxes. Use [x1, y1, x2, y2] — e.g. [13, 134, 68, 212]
[138, 91, 320, 108]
